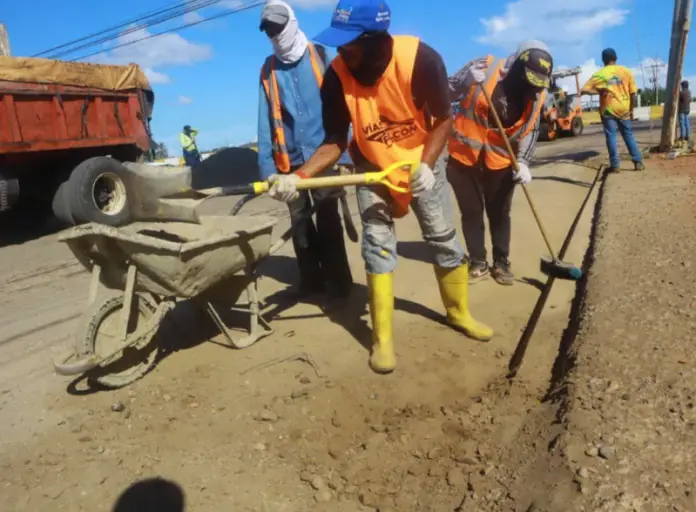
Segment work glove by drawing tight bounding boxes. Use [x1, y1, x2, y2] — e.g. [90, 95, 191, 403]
[268, 173, 301, 203]
[467, 65, 486, 84]
[513, 162, 532, 185]
[410, 163, 436, 197]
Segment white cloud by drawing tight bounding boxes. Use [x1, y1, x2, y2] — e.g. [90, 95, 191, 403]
[177, 95, 193, 105]
[90, 26, 212, 84]
[183, 11, 205, 23]
[476, 0, 629, 50]
[286, 0, 338, 7]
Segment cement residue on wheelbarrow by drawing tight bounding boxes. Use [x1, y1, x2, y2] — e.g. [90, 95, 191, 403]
[60, 215, 277, 299]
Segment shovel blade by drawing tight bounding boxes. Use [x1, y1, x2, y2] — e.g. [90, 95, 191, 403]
[121, 162, 202, 222]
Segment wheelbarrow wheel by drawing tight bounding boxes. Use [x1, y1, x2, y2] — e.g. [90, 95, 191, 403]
[75, 294, 160, 389]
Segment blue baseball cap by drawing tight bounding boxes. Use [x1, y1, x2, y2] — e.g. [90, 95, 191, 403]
[314, 0, 391, 48]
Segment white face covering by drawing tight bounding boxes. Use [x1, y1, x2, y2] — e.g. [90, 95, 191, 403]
[266, 0, 309, 64]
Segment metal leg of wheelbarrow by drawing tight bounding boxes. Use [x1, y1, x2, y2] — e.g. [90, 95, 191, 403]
[205, 272, 273, 349]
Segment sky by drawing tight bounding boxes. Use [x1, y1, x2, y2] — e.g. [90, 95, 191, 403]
[2, 0, 691, 155]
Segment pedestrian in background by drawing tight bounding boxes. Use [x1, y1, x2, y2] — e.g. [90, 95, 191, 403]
[180, 125, 202, 168]
[581, 48, 644, 173]
[257, 0, 353, 304]
[679, 80, 691, 145]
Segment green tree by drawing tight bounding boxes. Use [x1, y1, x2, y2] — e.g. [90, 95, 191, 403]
[638, 87, 668, 107]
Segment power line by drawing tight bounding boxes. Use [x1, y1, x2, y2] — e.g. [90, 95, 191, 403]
[71, 0, 265, 62]
[46, 0, 227, 60]
[33, 0, 196, 58]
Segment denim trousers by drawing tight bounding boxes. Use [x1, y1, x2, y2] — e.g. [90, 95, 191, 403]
[601, 116, 643, 169]
[679, 112, 691, 140]
[355, 160, 465, 275]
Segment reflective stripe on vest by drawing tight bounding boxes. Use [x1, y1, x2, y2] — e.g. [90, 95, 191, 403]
[261, 43, 324, 173]
[331, 35, 426, 219]
[449, 55, 547, 170]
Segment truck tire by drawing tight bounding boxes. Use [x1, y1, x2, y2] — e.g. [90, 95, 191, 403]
[68, 157, 131, 226]
[51, 182, 76, 225]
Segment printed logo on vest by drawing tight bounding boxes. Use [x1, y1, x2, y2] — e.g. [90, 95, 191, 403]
[363, 114, 417, 147]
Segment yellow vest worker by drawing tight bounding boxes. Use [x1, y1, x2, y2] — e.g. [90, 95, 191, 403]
[180, 125, 201, 168]
[447, 40, 552, 286]
[266, 0, 493, 375]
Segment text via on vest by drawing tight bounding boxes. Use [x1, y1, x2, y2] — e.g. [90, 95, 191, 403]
[364, 115, 418, 148]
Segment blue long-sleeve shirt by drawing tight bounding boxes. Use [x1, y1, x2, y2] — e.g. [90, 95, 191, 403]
[257, 46, 351, 180]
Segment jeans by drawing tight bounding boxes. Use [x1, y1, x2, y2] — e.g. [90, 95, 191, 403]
[601, 116, 643, 169]
[446, 157, 516, 265]
[355, 159, 464, 275]
[287, 166, 353, 296]
[183, 149, 202, 168]
[679, 112, 691, 140]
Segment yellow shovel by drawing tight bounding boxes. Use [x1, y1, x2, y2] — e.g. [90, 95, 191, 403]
[128, 160, 419, 223]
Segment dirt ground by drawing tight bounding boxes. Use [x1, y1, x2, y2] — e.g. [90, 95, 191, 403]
[1, 123, 691, 511]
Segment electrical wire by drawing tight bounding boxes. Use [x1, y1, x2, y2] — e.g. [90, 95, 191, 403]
[44, 0, 228, 60]
[33, 0, 197, 58]
[71, 0, 265, 62]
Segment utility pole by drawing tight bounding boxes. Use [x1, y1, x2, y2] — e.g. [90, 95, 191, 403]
[644, 60, 666, 105]
[660, 0, 694, 150]
[0, 23, 9, 57]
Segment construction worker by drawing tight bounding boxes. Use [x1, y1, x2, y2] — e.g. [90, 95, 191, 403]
[581, 48, 644, 173]
[678, 80, 691, 145]
[258, 0, 353, 303]
[266, 0, 493, 374]
[180, 125, 202, 168]
[447, 40, 553, 285]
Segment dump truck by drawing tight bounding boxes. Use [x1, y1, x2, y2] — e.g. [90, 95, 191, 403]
[0, 55, 154, 225]
[539, 66, 584, 141]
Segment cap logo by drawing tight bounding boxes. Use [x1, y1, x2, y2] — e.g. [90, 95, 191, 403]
[375, 10, 390, 22]
[519, 50, 530, 62]
[334, 7, 352, 23]
[539, 58, 551, 71]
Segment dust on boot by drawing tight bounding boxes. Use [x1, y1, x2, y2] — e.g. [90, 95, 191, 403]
[434, 263, 494, 341]
[367, 272, 396, 374]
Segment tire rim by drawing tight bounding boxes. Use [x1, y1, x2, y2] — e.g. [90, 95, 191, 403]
[92, 172, 127, 216]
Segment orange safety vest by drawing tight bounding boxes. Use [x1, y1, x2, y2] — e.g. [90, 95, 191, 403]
[331, 35, 427, 218]
[449, 55, 547, 171]
[260, 43, 325, 173]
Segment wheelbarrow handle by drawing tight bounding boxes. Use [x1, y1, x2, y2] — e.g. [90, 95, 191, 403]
[53, 351, 100, 377]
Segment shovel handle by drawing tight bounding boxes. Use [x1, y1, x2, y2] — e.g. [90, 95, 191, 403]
[197, 160, 419, 198]
[479, 86, 558, 260]
[196, 160, 419, 199]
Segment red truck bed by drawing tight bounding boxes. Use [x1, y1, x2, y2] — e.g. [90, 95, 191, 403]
[0, 57, 152, 155]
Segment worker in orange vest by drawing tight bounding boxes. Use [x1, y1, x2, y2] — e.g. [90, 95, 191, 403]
[267, 0, 493, 374]
[258, 0, 353, 305]
[447, 40, 553, 285]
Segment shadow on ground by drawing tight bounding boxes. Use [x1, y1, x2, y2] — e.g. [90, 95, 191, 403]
[112, 477, 185, 512]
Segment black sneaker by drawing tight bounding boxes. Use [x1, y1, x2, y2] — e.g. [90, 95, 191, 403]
[468, 260, 490, 282]
[634, 161, 645, 171]
[491, 259, 514, 286]
[607, 167, 620, 174]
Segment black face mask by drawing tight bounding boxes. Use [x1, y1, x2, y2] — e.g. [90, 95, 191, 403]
[351, 33, 393, 86]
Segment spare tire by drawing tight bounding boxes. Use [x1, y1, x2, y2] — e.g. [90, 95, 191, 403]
[67, 157, 131, 226]
[51, 182, 75, 226]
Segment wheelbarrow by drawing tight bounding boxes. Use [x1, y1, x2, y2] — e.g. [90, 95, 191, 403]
[52, 211, 286, 389]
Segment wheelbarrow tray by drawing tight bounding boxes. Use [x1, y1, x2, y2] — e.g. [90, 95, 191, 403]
[58, 215, 278, 299]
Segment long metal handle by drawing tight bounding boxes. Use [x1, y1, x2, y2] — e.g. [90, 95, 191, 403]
[480, 85, 559, 261]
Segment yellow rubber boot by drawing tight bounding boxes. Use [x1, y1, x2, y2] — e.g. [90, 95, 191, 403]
[434, 264, 494, 341]
[367, 272, 396, 374]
